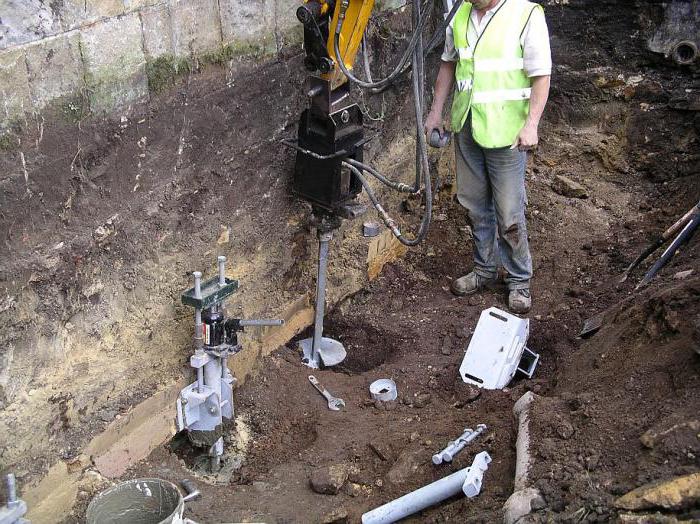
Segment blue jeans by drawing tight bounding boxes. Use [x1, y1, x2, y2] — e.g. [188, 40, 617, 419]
[454, 125, 532, 290]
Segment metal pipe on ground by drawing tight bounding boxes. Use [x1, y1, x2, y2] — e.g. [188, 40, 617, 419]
[433, 424, 487, 465]
[1, 473, 27, 523]
[362, 452, 492, 524]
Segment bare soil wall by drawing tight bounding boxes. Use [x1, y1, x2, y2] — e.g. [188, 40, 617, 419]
[0, 21, 423, 514]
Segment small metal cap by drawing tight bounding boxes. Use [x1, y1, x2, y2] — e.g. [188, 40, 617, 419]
[363, 221, 381, 237]
[369, 379, 397, 402]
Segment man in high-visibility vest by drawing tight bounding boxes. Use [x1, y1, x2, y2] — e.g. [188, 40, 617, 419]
[425, 0, 551, 314]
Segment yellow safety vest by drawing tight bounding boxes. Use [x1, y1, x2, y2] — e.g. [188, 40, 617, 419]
[451, 0, 543, 148]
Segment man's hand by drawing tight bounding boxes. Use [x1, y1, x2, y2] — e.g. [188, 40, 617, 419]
[511, 122, 539, 151]
[424, 110, 444, 136]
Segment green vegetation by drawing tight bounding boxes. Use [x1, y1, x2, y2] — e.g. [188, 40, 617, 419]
[202, 37, 277, 66]
[146, 55, 191, 94]
[0, 131, 16, 151]
[60, 92, 91, 123]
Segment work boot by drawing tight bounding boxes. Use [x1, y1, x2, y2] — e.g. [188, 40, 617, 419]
[450, 272, 496, 296]
[508, 288, 531, 314]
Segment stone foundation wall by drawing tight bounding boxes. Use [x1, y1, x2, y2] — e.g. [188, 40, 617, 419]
[0, 0, 302, 126]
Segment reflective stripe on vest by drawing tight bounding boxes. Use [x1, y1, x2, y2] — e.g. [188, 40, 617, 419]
[456, 79, 473, 92]
[472, 87, 531, 103]
[450, 0, 542, 148]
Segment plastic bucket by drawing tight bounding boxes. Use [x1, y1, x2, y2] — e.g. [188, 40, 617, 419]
[86, 478, 184, 524]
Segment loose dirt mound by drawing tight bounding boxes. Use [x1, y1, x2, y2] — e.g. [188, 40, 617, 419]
[527, 277, 700, 522]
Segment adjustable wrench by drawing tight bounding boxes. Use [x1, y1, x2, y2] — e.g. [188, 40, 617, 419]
[308, 375, 345, 411]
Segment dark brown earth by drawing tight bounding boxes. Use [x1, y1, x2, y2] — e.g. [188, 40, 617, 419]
[114, 152, 698, 523]
[115, 160, 699, 523]
[2, 0, 699, 523]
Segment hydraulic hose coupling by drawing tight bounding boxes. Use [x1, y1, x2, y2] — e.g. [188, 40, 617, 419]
[336, 0, 350, 34]
[388, 222, 401, 238]
[376, 203, 401, 237]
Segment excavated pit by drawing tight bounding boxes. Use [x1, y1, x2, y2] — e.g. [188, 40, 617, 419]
[306, 317, 404, 374]
[0, 1, 698, 523]
[113, 176, 699, 523]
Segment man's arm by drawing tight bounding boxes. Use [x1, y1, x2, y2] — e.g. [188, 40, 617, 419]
[514, 4, 551, 151]
[424, 60, 456, 135]
[512, 74, 550, 150]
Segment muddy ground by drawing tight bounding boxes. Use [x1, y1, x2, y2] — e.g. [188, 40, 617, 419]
[1, 0, 699, 522]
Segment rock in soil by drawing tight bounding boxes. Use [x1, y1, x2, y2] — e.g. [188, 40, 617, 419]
[555, 418, 575, 439]
[441, 335, 452, 355]
[78, 470, 112, 495]
[387, 448, 429, 485]
[551, 174, 588, 199]
[615, 472, 700, 511]
[639, 418, 700, 451]
[413, 393, 432, 408]
[618, 511, 683, 523]
[463, 384, 482, 402]
[321, 508, 349, 523]
[310, 464, 349, 495]
[367, 442, 390, 462]
[468, 294, 483, 306]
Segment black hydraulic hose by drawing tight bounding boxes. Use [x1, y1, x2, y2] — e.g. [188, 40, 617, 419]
[346, 158, 416, 193]
[352, 0, 430, 193]
[342, 8, 432, 247]
[360, 35, 384, 95]
[406, 0, 432, 248]
[424, 0, 464, 56]
[334, 0, 438, 245]
[345, 162, 402, 237]
[356, 0, 464, 94]
[413, 0, 425, 187]
[333, 0, 431, 89]
[361, 36, 374, 83]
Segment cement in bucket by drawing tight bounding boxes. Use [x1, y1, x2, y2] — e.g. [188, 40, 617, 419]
[86, 478, 184, 524]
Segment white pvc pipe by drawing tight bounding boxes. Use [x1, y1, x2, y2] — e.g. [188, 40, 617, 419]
[462, 452, 492, 497]
[512, 392, 535, 492]
[503, 392, 543, 524]
[362, 468, 469, 524]
[362, 452, 492, 524]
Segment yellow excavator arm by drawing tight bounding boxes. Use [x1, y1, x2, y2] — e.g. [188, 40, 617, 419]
[298, 0, 374, 88]
[326, 0, 375, 86]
